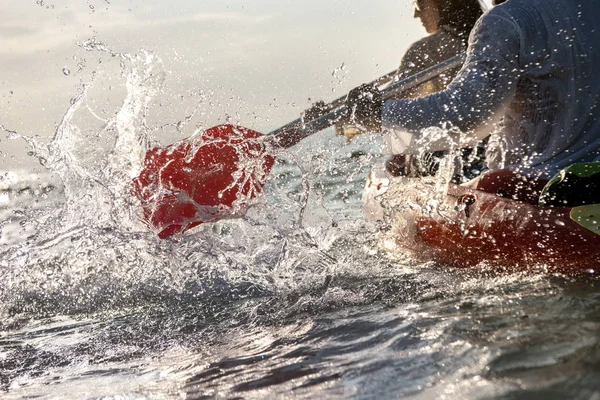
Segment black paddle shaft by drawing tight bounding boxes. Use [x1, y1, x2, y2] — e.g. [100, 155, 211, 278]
[269, 52, 467, 149]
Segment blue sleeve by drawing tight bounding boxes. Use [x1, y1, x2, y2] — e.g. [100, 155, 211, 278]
[382, 10, 521, 133]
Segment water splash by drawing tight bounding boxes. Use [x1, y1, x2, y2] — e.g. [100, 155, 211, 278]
[0, 39, 394, 333]
[0, 43, 176, 323]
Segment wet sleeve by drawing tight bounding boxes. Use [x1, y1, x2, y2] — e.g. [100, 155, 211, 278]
[382, 11, 521, 135]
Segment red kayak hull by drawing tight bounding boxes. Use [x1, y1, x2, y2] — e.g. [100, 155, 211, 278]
[390, 183, 600, 274]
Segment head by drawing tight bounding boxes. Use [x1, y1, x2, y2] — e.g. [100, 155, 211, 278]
[413, 0, 483, 35]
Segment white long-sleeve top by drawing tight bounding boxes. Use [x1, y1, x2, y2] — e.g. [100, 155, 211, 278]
[382, 0, 600, 178]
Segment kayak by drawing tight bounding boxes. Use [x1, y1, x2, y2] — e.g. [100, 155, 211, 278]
[363, 165, 600, 274]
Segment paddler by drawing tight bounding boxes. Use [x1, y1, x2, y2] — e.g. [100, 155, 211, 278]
[339, 0, 486, 182]
[344, 0, 600, 205]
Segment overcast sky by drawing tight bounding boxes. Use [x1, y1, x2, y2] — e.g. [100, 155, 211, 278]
[1, 0, 428, 171]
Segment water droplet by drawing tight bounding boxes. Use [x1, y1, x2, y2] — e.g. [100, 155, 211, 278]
[62, 67, 70, 76]
[89, 4, 94, 9]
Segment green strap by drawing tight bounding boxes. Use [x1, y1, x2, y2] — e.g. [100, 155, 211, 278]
[571, 204, 600, 236]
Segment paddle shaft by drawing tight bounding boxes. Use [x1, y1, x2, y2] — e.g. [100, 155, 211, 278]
[269, 52, 467, 149]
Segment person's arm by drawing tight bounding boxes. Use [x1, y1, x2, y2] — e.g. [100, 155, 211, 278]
[335, 38, 436, 142]
[382, 10, 521, 138]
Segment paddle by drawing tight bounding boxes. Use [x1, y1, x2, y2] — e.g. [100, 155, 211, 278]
[132, 53, 467, 238]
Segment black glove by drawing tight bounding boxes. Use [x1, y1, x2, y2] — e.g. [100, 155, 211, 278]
[344, 83, 383, 132]
[302, 100, 328, 123]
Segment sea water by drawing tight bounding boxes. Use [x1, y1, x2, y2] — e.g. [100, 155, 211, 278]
[1, 45, 600, 400]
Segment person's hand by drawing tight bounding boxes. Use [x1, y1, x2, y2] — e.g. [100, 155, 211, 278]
[304, 100, 363, 143]
[335, 124, 362, 143]
[302, 100, 328, 122]
[344, 83, 383, 133]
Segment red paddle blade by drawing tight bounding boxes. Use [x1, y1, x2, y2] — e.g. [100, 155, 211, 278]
[131, 124, 275, 239]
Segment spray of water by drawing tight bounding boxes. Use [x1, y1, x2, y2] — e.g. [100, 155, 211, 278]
[0, 40, 404, 332]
